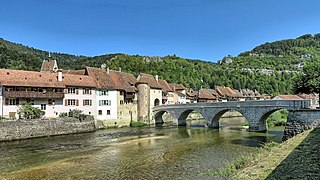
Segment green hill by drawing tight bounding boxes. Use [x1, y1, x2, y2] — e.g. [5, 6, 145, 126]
[1, 34, 320, 95]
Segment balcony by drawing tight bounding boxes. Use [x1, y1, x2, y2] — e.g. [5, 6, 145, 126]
[125, 94, 135, 99]
[3, 91, 64, 99]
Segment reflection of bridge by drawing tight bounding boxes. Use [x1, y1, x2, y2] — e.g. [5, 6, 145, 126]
[153, 100, 311, 132]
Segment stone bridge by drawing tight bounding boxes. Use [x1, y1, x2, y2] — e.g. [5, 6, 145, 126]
[153, 100, 312, 132]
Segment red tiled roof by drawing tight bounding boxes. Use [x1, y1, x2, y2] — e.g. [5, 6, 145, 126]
[0, 69, 65, 88]
[136, 73, 162, 89]
[85, 67, 137, 92]
[216, 86, 243, 98]
[275, 95, 304, 100]
[40, 60, 58, 72]
[0, 69, 96, 88]
[159, 80, 173, 92]
[198, 89, 217, 100]
[61, 70, 85, 75]
[168, 83, 186, 91]
[62, 74, 97, 87]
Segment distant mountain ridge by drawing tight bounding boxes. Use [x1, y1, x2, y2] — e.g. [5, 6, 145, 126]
[0, 34, 319, 94]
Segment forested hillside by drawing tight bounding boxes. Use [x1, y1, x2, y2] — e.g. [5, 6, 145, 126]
[1, 34, 319, 95]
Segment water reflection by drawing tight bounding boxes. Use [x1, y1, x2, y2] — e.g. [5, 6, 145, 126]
[0, 123, 284, 179]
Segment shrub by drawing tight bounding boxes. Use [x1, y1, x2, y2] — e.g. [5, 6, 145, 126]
[130, 121, 147, 127]
[18, 103, 45, 119]
[59, 112, 68, 118]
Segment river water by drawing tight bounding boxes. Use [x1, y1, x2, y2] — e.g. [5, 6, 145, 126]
[0, 118, 284, 180]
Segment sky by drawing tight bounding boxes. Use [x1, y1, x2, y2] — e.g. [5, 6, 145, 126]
[1, 0, 320, 62]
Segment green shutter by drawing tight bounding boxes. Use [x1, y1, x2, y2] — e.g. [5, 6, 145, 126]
[106, 90, 109, 96]
[99, 91, 102, 96]
[99, 100, 102, 106]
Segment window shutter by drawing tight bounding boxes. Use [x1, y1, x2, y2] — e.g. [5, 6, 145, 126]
[99, 100, 102, 106]
[89, 89, 92, 95]
[16, 99, 19, 105]
[99, 91, 102, 96]
[90, 100, 92, 106]
[76, 100, 79, 106]
[64, 89, 68, 93]
[106, 91, 109, 96]
[76, 88, 79, 94]
[65, 99, 68, 106]
[83, 100, 85, 106]
[109, 100, 111, 106]
[5, 98, 8, 105]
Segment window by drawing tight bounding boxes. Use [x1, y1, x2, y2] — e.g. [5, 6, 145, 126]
[120, 100, 124, 105]
[100, 90, 109, 96]
[98, 110, 102, 115]
[68, 99, 76, 106]
[41, 104, 46, 110]
[107, 110, 111, 115]
[9, 98, 17, 105]
[83, 99, 92, 106]
[48, 99, 55, 105]
[99, 100, 111, 106]
[68, 88, 76, 94]
[120, 91, 124, 95]
[27, 99, 35, 105]
[83, 88, 91, 95]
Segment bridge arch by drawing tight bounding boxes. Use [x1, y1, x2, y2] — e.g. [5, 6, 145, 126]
[154, 110, 170, 124]
[208, 109, 250, 128]
[258, 108, 288, 131]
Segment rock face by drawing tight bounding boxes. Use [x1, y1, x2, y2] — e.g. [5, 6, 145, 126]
[0, 117, 96, 141]
[283, 110, 320, 141]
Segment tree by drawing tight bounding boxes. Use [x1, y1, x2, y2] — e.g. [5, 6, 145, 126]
[294, 60, 320, 107]
[294, 60, 320, 93]
[18, 103, 45, 119]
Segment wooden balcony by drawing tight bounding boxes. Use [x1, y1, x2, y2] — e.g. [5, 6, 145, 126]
[3, 91, 65, 99]
[125, 94, 135, 99]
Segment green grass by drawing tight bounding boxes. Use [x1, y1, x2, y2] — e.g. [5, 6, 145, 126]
[130, 121, 147, 127]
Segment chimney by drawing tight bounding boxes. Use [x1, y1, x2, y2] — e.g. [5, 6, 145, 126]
[58, 70, 63, 82]
[155, 75, 159, 81]
[101, 63, 107, 71]
[107, 67, 110, 74]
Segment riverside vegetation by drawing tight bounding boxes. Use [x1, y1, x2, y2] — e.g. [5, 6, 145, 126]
[201, 128, 320, 179]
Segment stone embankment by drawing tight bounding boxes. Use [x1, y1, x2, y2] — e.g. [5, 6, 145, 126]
[0, 117, 96, 141]
[283, 109, 320, 140]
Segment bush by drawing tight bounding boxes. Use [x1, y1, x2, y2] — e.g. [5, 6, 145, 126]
[59, 112, 68, 118]
[68, 109, 88, 122]
[267, 110, 288, 128]
[130, 121, 147, 127]
[18, 103, 45, 119]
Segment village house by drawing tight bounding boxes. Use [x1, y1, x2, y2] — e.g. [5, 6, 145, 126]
[215, 86, 244, 101]
[185, 88, 198, 103]
[237, 89, 264, 101]
[84, 65, 138, 125]
[297, 93, 319, 109]
[0, 69, 97, 119]
[168, 83, 187, 104]
[197, 88, 218, 102]
[158, 79, 174, 105]
[272, 95, 304, 101]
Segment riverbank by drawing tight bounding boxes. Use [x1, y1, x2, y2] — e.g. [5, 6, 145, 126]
[202, 127, 320, 179]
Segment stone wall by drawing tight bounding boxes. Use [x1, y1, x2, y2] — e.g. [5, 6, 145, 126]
[0, 117, 96, 141]
[283, 110, 320, 141]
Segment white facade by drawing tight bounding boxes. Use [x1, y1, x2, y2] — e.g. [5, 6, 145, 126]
[96, 89, 117, 120]
[63, 87, 97, 118]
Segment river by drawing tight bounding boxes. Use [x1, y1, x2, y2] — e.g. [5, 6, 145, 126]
[0, 117, 284, 180]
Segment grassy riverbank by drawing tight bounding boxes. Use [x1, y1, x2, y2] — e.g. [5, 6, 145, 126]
[202, 128, 320, 179]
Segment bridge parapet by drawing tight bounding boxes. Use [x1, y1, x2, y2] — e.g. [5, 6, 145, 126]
[153, 100, 312, 132]
[154, 100, 311, 111]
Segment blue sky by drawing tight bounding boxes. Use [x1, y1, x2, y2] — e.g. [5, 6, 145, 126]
[1, 0, 320, 62]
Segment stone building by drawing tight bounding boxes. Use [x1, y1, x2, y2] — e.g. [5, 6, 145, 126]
[136, 73, 162, 122]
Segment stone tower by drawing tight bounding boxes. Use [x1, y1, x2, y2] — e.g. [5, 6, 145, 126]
[137, 83, 150, 122]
